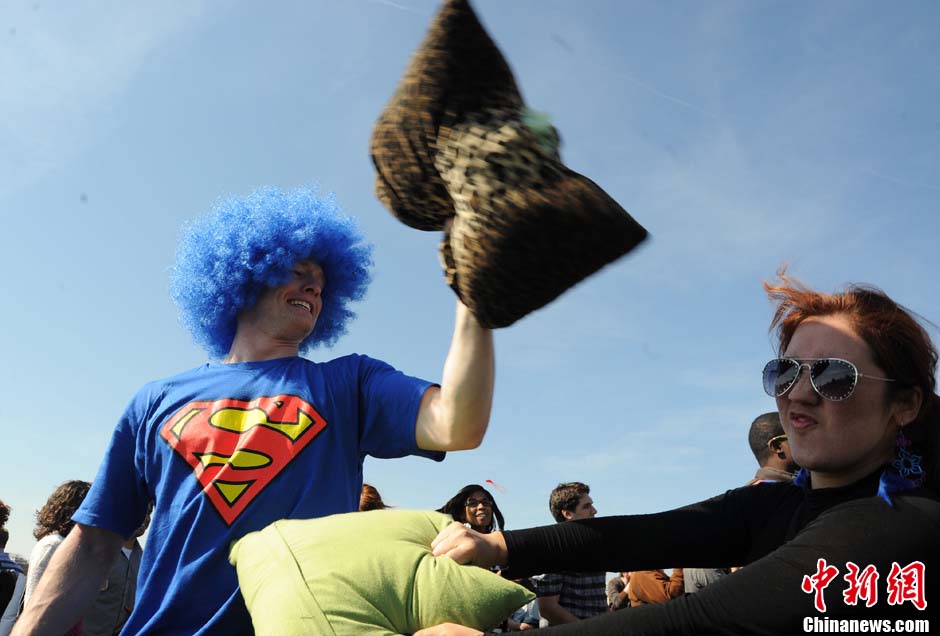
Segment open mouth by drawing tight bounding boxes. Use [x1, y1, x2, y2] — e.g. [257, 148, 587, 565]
[789, 413, 817, 430]
[289, 300, 313, 314]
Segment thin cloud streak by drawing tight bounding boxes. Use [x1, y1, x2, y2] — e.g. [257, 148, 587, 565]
[615, 71, 717, 119]
[860, 169, 940, 193]
[366, 0, 425, 16]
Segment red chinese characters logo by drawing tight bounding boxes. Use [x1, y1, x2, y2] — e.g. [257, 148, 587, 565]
[886, 561, 926, 611]
[801, 559, 927, 613]
[843, 562, 879, 608]
[160, 394, 328, 525]
[802, 559, 840, 612]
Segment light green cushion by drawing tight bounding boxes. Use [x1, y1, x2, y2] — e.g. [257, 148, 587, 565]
[229, 509, 534, 636]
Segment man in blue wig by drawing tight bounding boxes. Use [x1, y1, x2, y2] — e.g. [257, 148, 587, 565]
[16, 187, 496, 635]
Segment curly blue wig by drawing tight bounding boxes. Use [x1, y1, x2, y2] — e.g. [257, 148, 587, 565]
[171, 186, 373, 358]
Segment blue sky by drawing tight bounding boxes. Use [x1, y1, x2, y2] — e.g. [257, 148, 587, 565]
[1, 0, 938, 558]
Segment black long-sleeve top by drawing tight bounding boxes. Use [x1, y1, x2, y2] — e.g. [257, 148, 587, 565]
[490, 471, 940, 634]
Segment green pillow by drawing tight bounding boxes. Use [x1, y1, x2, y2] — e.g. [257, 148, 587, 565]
[229, 509, 534, 636]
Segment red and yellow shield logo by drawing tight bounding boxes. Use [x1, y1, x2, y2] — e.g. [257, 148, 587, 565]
[160, 395, 327, 525]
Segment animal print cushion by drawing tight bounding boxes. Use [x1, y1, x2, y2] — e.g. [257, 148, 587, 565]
[371, 0, 648, 328]
[370, 0, 520, 231]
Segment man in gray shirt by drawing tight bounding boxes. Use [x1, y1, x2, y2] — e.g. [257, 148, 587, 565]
[82, 511, 149, 636]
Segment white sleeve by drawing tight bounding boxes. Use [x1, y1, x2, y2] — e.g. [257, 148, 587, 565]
[24, 535, 64, 605]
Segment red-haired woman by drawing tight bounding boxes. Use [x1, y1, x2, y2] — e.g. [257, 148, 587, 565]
[359, 484, 390, 512]
[419, 275, 940, 634]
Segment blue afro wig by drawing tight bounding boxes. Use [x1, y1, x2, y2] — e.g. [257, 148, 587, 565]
[171, 186, 374, 358]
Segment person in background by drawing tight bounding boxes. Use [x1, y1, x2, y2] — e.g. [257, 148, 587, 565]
[438, 485, 505, 534]
[359, 484, 389, 512]
[532, 483, 605, 625]
[82, 507, 151, 636]
[605, 572, 630, 611]
[507, 589, 540, 631]
[683, 567, 728, 595]
[1, 500, 26, 636]
[439, 485, 534, 631]
[627, 569, 684, 606]
[747, 411, 799, 485]
[26, 481, 91, 636]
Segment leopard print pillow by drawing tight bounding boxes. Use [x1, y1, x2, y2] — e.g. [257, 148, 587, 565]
[370, 0, 520, 230]
[371, 0, 648, 328]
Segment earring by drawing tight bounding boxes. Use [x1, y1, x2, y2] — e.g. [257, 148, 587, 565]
[892, 429, 924, 485]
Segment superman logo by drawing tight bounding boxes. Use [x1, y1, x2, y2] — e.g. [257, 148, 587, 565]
[160, 394, 327, 525]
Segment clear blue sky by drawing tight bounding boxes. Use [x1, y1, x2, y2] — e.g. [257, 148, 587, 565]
[1, 0, 938, 559]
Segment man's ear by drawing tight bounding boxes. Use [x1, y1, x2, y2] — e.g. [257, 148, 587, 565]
[561, 509, 575, 522]
[892, 387, 924, 428]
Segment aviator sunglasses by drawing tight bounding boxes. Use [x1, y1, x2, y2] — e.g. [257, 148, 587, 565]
[762, 357, 894, 402]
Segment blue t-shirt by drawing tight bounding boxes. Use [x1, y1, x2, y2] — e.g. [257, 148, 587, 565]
[74, 354, 441, 635]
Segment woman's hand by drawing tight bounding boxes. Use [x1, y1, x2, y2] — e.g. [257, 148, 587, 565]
[430, 522, 508, 569]
[413, 623, 484, 636]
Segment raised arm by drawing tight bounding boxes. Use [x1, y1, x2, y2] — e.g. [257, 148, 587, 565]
[13, 524, 123, 636]
[415, 300, 494, 451]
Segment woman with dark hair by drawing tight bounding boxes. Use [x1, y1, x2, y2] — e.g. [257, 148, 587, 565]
[438, 485, 537, 630]
[418, 274, 940, 634]
[25, 480, 90, 636]
[438, 485, 505, 534]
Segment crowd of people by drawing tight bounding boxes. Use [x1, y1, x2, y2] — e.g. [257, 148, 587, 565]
[0, 406, 805, 634]
[4, 186, 937, 635]
[1, 484, 147, 636]
[1, 461, 760, 634]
